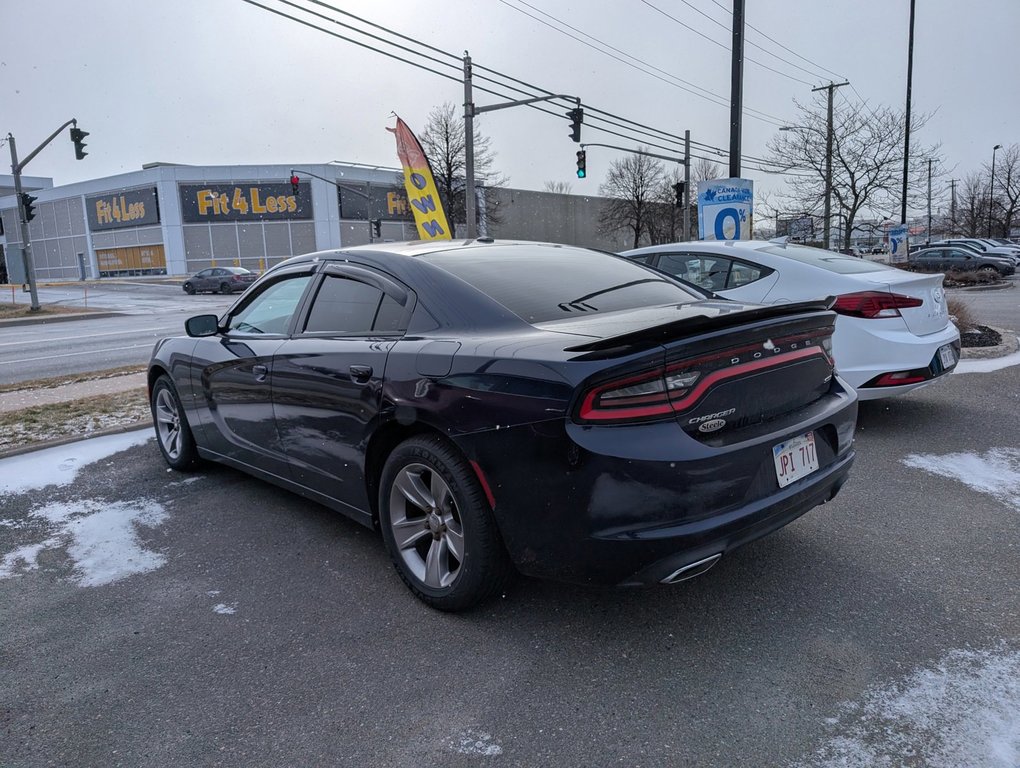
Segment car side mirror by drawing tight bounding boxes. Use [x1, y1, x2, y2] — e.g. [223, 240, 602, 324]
[185, 314, 220, 337]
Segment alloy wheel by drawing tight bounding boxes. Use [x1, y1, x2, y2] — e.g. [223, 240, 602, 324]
[387, 463, 465, 588]
[154, 387, 182, 460]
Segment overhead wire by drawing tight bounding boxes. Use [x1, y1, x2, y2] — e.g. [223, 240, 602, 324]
[496, 0, 790, 128]
[673, 0, 837, 84]
[707, 0, 848, 82]
[638, 0, 817, 87]
[241, 0, 811, 178]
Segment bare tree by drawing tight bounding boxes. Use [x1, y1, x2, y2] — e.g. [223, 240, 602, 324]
[598, 150, 665, 249]
[543, 180, 573, 195]
[954, 171, 987, 237]
[688, 158, 722, 239]
[767, 94, 942, 249]
[418, 102, 508, 237]
[989, 143, 1020, 238]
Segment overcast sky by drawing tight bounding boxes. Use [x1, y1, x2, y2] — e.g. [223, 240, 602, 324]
[2, 0, 1017, 216]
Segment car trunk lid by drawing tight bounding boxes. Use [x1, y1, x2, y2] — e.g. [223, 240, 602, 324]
[861, 271, 949, 336]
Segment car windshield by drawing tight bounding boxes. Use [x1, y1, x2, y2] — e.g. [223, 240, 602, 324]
[422, 246, 703, 324]
[760, 244, 894, 274]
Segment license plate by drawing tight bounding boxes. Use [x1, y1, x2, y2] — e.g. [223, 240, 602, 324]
[773, 431, 819, 488]
[938, 344, 956, 369]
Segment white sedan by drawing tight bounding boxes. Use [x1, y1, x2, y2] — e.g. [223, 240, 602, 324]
[622, 240, 961, 400]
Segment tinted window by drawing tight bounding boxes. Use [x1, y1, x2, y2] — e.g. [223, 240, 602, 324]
[423, 246, 702, 324]
[227, 274, 312, 335]
[727, 261, 771, 288]
[303, 275, 405, 334]
[760, 244, 893, 274]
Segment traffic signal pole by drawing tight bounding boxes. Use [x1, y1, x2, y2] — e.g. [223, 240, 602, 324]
[462, 52, 577, 238]
[684, 130, 692, 241]
[7, 118, 83, 311]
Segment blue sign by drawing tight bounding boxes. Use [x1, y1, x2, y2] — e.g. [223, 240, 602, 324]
[698, 178, 753, 240]
[888, 225, 909, 264]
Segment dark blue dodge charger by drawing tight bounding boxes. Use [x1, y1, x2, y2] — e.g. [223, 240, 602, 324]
[148, 239, 857, 611]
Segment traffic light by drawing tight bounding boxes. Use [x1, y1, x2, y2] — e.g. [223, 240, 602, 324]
[673, 181, 686, 207]
[567, 107, 583, 143]
[575, 150, 587, 179]
[371, 219, 382, 238]
[290, 174, 300, 195]
[70, 126, 89, 160]
[20, 192, 37, 222]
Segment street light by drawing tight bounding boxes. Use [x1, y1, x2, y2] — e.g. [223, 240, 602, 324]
[988, 144, 1003, 237]
[780, 123, 834, 250]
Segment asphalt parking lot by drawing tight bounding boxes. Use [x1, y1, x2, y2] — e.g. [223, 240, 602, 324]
[2, 350, 1019, 767]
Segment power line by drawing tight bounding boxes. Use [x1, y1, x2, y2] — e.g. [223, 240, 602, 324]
[241, 0, 811, 179]
[239, 0, 462, 84]
[707, 0, 848, 82]
[638, 0, 817, 87]
[496, 0, 790, 127]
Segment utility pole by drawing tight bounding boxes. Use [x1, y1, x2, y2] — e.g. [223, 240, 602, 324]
[463, 53, 476, 239]
[811, 81, 849, 251]
[683, 129, 692, 241]
[988, 143, 1002, 238]
[926, 158, 932, 244]
[728, 0, 745, 178]
[901, 0, 916, 225]
[949, 178, 958, 232]
[462, 51, 578, 239]
[8, 118, 84, 311]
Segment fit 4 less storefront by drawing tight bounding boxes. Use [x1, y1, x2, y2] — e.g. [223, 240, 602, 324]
[0, 163, 418, 280]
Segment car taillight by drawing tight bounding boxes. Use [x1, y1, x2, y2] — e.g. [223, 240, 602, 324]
[577, 331, 833, 424]
[832, 291, 922, 319]
[581, 369, 702, 421]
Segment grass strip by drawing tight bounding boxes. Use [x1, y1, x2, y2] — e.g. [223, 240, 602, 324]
[0, 365, 147, 394]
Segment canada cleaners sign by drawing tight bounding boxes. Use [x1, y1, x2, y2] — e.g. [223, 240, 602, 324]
[698, 178, 754, 241]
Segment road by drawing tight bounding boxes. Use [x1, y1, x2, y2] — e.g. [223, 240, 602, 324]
[1, 278, 1015, 387]
[2, 355, 1019, 766]
[0, 282, 235, 385]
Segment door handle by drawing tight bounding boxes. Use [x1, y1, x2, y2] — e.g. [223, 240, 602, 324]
[252, 364, 268, 382]
[349, 364, 373, 384]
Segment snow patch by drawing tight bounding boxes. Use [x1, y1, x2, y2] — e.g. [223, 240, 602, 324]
[0, 498, 168, 586]
[902, 448, 1020, 511]
[212, 603, 237, 615]
[450, 730, 503, 756]
[954, 340, 1020, 374]
[0, 429, 152, 495]
[795, 645, 1020, 767]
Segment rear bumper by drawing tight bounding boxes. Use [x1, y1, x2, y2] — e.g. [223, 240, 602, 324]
[835, 320, 961, 398]
[615, 449, 853, 585]
[454, 386, 857, 586]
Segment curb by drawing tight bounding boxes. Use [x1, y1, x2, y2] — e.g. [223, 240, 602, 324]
[960, 327, 1019, 360]
[0, 421, 151, 459]
[947, 281, 1015, 292]
[0, 311, 123, 329]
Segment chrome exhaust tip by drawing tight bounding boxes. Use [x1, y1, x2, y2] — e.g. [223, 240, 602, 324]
[660, 553, 722, 584]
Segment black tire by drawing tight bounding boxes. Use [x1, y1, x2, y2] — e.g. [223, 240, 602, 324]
[378, 435, 514, 611]
[183, 282, 196, 295]
[978, 266, 1002, 277]
[150, 375, 199, 471]
[218, 281, 231, 294]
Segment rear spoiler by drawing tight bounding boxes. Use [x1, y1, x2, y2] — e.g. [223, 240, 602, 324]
[564, 297, 836, 354]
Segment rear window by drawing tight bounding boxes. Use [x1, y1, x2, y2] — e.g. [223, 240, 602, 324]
[761, 244, 894, 274]
[422, 246, 703, 323]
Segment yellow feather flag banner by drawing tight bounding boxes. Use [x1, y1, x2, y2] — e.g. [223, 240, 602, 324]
[387, 117, 452, 241]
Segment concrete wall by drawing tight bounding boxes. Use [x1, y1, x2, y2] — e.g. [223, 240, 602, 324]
[486, 188, 634, 252]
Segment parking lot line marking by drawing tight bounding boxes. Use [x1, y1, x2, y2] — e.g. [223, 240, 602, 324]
[0, 327, 168, 348]
[1, 344, 155, 365]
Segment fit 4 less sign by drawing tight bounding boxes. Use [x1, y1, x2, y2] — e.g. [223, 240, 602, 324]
[179, 182, 312, 223]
